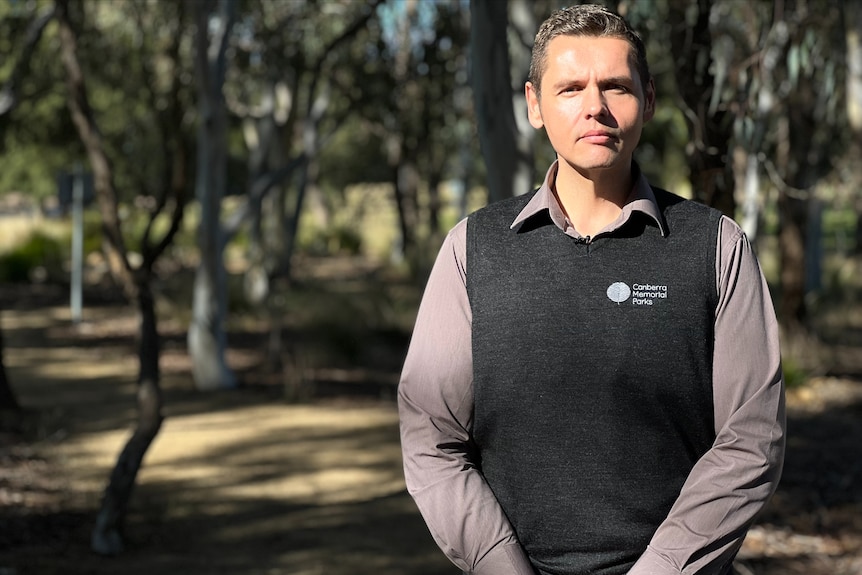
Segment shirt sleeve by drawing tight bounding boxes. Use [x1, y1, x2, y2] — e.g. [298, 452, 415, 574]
[629, 216, 787, 575]
[398, 218, 535, 575]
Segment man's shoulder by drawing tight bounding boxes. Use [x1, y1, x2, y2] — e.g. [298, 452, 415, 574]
[651, 186, 722, 220]
[469, 189, 538, 218]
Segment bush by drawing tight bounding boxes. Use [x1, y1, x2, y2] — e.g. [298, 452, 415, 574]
[300, 224, 363, 256]
[782, 357, 809, 389]
[0, 231, 67, 283]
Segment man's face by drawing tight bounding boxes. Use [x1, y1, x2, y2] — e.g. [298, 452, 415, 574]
[525, 35, 655, 179]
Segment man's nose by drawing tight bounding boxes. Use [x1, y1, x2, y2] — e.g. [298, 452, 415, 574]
[584, 86, 607, 118]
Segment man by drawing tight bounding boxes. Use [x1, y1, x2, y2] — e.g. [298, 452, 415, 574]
[398, 5, 785, 575]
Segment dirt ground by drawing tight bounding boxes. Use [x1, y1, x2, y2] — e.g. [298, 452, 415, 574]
[0, 279, 861, 575]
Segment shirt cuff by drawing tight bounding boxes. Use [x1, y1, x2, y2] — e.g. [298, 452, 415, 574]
[473, 543, 535, 575]
[627, 547, 681, 575]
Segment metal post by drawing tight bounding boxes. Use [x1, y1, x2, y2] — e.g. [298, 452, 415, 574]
[70, 167, 83, 324]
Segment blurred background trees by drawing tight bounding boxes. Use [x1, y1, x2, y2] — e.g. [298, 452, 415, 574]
[1, 0, 860, 555]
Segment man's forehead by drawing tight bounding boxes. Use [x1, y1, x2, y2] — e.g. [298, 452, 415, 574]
[544, 36, 637, 72]
[547, 35, 634, 56]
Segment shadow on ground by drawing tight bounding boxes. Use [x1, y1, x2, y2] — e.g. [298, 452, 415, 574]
[1, 282, 861, 575]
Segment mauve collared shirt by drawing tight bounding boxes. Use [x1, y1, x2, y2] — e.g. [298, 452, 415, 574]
[398, 162, 786, 575]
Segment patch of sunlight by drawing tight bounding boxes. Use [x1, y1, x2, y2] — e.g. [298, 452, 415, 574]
[1, 306, 70, 330]
[47, 402, 409, 526]
[45, 428, 130, 489]
[0, 214, 50, 251]
[136, 404, 405, 508]
[219, 466, 404, 505]
[141, 463, 231, 490]
[161, 404, 398, 433]
[8, 347, 135, 380]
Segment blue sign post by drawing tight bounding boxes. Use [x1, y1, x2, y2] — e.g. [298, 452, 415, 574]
[58, 167, 93, 324]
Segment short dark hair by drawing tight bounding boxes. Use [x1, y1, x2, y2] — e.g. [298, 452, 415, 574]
[529, 4, 651, 98]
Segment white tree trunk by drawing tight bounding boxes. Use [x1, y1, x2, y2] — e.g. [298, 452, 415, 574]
[846, 2, 862, 132]
[188, 0, 237, 391]
[739, 151, 761, 241]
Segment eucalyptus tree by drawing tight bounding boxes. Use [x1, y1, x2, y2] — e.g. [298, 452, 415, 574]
[665, 0, 735, 216]
[846, 1, 862, 254]
[369, 0, 471, 264]
[0, 2, 78, 200]
[194, 0, 381, 377]
[336, 0, 444, 267]
[704, 0, 848, 326]
[768, 3, 845, 326]
[328, 0, 480, 271]
[188, 0, 238, 391]
[382, 0, 421, 263]
[470, 0, 535, 203]
[636, 0, 850, 327]
[0, 2, 55, 139]
[0, 1, 55, 413]
[414, 0, 476, 246]
[222, 0, 382, 294]
[55, 0, 194, 553]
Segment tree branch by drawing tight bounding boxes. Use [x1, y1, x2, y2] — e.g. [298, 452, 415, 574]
[56, 0, 135, 297]
[0, 5, 55, 118]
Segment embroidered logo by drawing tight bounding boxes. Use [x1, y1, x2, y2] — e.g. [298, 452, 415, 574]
[606, 282, 631, 304]
[607, 282, 669, 306]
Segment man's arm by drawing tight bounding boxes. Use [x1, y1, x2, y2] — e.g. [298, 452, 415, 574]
[629, 217, 786, 575]
[398, 219, 535, 575]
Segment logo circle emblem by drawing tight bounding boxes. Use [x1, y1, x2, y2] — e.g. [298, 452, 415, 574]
[607, 282, 631, 304]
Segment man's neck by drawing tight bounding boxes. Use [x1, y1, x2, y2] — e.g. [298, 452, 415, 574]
[553, 161, 633, 238]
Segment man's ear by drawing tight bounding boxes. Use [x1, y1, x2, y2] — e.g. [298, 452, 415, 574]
[525, 82, 544, 129]
[643, 78, 656, 122]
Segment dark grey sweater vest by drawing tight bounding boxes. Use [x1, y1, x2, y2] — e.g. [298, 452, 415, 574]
[467, 188, 721, 575]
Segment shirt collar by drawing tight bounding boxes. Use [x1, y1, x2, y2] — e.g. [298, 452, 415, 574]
[510, 160, 668, 237]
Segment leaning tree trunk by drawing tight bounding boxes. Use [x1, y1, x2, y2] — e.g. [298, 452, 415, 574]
[187, 0, 237, 391]
[0, 316, 20, 413]
[91, 282, 163, 555]
[56, 0, 170, 554]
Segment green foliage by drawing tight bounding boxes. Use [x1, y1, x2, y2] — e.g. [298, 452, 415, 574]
[1, 0, 856, 338]
[0, 230, 66, 283]
[0, 0, 80, 199]
[0, 145, 72, 200]
[781, 357, 809, 389]
[822, 207, 858, 253]
[318, 118, 391, 190]
[637, 102, 691, 194]
[82, 211, 103, 255]
[299, 223, 363, 257]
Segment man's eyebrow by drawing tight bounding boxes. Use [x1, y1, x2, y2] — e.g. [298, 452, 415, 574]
[598, 76, 636, 86]
[551, 77, 582, 87]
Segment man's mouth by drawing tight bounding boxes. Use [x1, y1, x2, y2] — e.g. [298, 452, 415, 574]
[580, 130, 616, 143]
